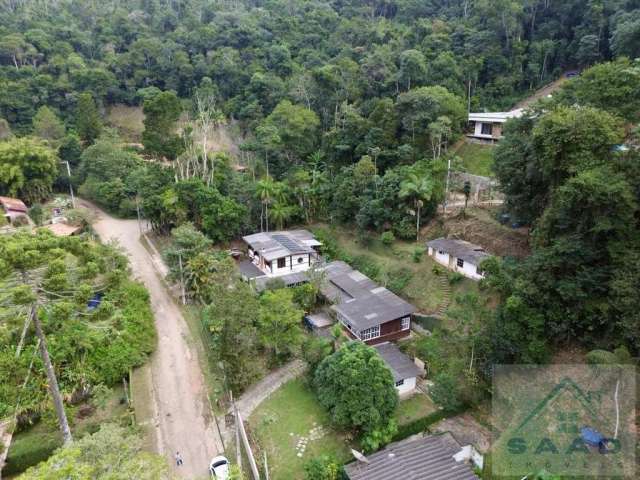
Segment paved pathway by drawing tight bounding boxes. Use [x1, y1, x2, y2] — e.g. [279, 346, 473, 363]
[87, 201, 223, 479]
[233, 360, 306, 419]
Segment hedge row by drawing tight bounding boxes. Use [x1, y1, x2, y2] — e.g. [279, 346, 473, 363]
[391, 405, 468, 443]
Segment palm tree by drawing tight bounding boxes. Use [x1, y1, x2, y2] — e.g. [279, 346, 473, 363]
[255, 177, 275, 232]
[270, 202, 292, 230]
[399, 173, 433, 242]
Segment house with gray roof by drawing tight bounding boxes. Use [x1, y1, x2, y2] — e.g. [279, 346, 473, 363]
[374, 342, 424, 397]
[426, 238, 491, 280]
[241, 230, 322, 284]
[319, 261, 416, 344]
[344, 432, 479, 480]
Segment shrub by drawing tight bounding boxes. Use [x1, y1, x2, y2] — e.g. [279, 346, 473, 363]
[304, 455, 343, 480]
[390, 405, 467, 443]
[28, 204, 44, 226]
[351, 254, 380, 281]
[412, 247, 424, 263]
[386, 267, 413, 294]
[2, 430, 61, 476]
[448, 272, 464, 285]
[432, 264, 444, 275]
[380, 231, 395, 246]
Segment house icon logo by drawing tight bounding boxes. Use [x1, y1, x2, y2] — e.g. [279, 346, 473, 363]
[491, 365, 636, 478]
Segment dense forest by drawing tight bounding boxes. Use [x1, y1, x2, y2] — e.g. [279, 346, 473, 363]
[1, 0, 639, 356]
[1, 1, 640, 477]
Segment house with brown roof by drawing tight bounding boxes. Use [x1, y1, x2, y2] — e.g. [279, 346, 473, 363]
[320, 261, 416, 344]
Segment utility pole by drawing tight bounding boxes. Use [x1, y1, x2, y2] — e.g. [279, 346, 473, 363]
[60, 161, 75, 209]
[178, 252, 186, 305]
[135, 196, 143, 236]
[31, 304, 73, 445]
[443, 155, 452, 214]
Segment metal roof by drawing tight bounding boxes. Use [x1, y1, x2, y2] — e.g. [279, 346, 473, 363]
[344, 433, 478, 480]
[468, 109, 523, 123]
[374, 343, 423, 382]
[0, 196, 28, 213]
[319, 261, 416, 330]
[242, 230, 318, 261]
[426, 238, 491, 265]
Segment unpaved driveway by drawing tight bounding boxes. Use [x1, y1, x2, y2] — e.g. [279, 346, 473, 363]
[88, 202, 222, 479]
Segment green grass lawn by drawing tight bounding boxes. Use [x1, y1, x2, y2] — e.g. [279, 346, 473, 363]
[249, 379, 352, 480]
[455, 143, 495, 177]
[394, 394, 438, 426]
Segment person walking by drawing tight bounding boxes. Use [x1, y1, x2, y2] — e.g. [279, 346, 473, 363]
[175, 451, 184, 466]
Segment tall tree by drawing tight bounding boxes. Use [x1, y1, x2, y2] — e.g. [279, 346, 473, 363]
[142, 91, 183, 160]
[0, 136, 58, 203]
[399, 173, 434, 241]
[32, 106, 65, 143]
[314, 342, 398, 435]
[258, 288, 304, 363]
[75, 93, 102, 144]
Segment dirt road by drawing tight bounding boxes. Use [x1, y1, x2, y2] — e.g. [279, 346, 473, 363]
[88, 203, 222, 479]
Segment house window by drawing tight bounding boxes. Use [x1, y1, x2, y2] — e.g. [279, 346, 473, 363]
[401, 317, 410, 330]
[438, 250, 445, 255]
[277, 258, 286, 268]
[297, 257, 304, 264]
[481, 122, 492, 135]
[360, 325, 380, 341]
[457, 258, 464, 268]
[395, 379, 404, 387]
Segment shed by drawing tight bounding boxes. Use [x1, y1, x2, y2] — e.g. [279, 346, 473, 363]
[374, 342, 423, 396]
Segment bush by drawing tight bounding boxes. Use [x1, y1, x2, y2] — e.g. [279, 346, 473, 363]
[386, 267, 413, 294]
[412, 247, 424, 263]
[2, 430, 61, 476]
[432, 264, 444, 275]
[380, 231, 395, 246]
[448, 272, 464, 284]
[351, 254, 380, 281]
[390, 405, 467, 443]
[28, 204, 44, 226]
[304, 455, 343, 480]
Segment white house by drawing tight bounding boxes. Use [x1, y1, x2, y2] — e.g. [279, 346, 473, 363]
[241, 230, 322, 279]
[426, 238, 490, 281]
[467, 109, 523, 141]
[373, 342, 423, 397]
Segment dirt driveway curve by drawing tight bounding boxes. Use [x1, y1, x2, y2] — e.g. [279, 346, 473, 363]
[88, 202, 222, 479]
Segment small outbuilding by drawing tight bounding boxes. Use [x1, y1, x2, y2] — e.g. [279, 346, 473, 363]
[467, 109, 523, 142]
[426, 238, 490, 280]
[373, 342, 423, 397]
[0, 196, 29, 226]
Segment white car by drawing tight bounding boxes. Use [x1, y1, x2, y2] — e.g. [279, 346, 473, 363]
[209, 455, 230, 479]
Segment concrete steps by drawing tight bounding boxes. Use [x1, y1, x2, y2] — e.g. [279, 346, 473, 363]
[435, 274, 452, 316]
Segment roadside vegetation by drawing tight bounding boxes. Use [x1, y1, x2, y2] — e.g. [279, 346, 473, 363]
[0, 231, 158, 476]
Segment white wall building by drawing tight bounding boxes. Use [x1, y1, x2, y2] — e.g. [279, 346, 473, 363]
[467, 109, 523, 141]
[242, 230, 322, 278]
[426, 238, 491, 281]
[373, 342, 424, 397]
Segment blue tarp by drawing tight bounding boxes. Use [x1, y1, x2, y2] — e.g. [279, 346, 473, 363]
[87, 293, 103, 311]
[581, 427, 604, 446]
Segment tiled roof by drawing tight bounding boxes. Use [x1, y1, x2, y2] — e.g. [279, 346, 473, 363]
[374, 342, 423, 382]
[344, 433, 478, 480]
[426, 238, 491, 265]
